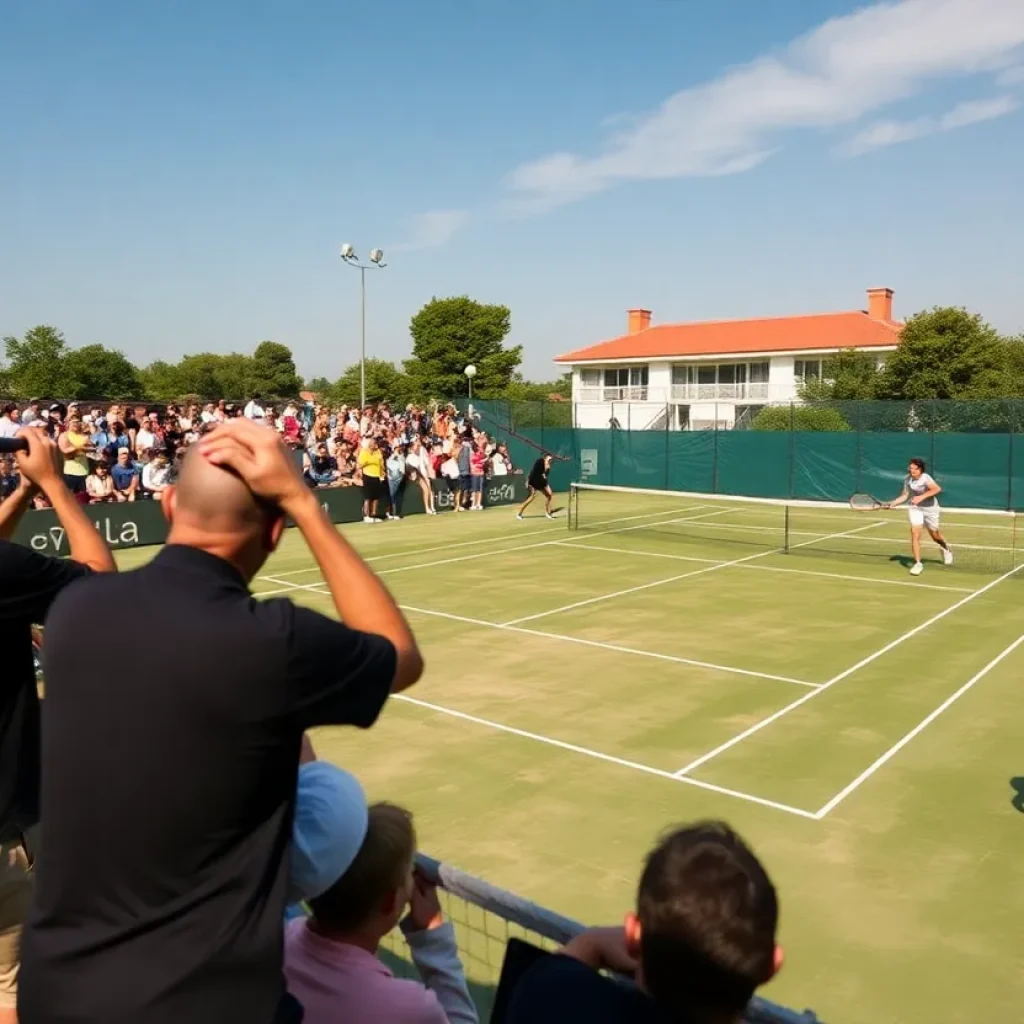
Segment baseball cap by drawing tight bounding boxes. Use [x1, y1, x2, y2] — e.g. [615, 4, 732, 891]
[288, 762, 368, 906]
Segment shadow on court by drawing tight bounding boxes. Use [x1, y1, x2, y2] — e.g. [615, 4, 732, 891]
[1009, 777, 1024, 813]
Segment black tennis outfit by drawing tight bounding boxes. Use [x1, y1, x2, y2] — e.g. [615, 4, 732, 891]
[528, 458, 549, 491]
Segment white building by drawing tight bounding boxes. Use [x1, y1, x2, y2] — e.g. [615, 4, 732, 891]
[557, 288, 902, 430]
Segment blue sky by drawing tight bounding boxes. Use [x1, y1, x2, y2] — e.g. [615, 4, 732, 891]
[2, 0, 1023, 381]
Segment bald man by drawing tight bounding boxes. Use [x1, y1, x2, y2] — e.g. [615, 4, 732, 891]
[18, 421, 424, 1024]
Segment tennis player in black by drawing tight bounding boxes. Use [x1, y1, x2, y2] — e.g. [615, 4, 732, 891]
[0, 429, 116, 1023]
[18, 419, 424, 1024]
[517, 453, 555, 520]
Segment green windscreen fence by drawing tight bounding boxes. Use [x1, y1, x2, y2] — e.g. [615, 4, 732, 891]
[470, 398, 1023, 511]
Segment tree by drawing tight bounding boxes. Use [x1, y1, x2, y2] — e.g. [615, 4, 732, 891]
[3, 325, 71, 397]
[799, 350, 881, 402]
[405, 297, 521, 399]
[248, 341, 301, 397]
[875, 307, 1005, 400]
[306, 376, 332, 397]
[140, 360, 183, 400]
[61, 344, 143, 399]
[328, 359, 412, 408]
[752, 406, 850, 431]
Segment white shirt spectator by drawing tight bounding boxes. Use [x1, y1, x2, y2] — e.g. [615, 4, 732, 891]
[0, 409, 20, 438]
[135, 428, 156, 454]
[142, 461, 171, 492]
[244, 399, 266, 421]
[440, 457, 460, 480]
[200, 405, 217, 424]
[490, 453, 509, 477]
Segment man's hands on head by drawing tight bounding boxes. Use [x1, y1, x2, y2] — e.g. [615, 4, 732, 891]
[197, 418, 310, 513]
[15, 428, 65, 495]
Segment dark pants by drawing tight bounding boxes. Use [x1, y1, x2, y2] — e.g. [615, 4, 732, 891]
[272, 993, 304, 1023]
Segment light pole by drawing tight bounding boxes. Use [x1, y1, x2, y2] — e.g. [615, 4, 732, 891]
[340, 243, 387, 409]
[464, 364, 477, 400]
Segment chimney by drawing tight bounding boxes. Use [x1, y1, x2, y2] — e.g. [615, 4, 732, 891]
[866, 287, 893, 322]
[627, 308, 652, 335]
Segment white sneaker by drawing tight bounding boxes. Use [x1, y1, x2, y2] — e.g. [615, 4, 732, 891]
[910, 562, 923, 576]
[363, 516, 374, 524]
[516, 512, 524, 520]
[546, 512, 555, 520]
[942, 547, 954, 566]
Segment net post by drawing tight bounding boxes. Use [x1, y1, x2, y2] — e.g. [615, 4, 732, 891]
[855, 401, 863, 493]
[1007, 401, 1015, 512]
[784, 504, 790, 554]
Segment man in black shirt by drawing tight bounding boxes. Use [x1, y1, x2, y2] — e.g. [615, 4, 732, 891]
[0, 429, 116, 1024]
[505, 822, 782, 1024]
[19, 419, 424, 1024]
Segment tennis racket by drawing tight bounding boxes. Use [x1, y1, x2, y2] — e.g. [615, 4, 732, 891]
[0, 437, 28, 453]
[849, 492, 889, 511]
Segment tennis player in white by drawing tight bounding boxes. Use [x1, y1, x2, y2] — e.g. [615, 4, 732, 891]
[888, 457, 953, 576]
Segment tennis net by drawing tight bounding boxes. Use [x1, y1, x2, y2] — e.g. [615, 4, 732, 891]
[379, 853, 820, 1023]
[568, 483, 1021, 575]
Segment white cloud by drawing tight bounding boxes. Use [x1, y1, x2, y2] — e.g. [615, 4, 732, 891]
[839, 94, 1019, 155]
[504, 0, 1024, 209]
[997, 64, 1024, 85]
[391, 209, 469, 251]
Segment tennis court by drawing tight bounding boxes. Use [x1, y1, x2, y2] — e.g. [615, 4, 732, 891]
[116, 487, 1024, 1022]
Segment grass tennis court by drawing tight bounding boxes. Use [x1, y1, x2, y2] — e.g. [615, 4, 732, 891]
[115, 489, 1024, 1023]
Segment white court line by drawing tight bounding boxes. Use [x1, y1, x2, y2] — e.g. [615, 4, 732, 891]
[400, 604, 817, 688]
[554, 541, 976, 594]
[673, 560, 1024, 778]
[259, 505, 731, 588]
[266, 502, 707, 578]
[502, 519, 889, 627]
[813, 632, 1024, 818]
[392, 693, 818, 820]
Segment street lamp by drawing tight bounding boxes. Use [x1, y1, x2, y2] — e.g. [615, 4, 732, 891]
[464, 364, 477, 400]
[340, 243, 388, 409]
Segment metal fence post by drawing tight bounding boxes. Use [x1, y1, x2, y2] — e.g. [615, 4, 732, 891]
[664, 402, 670, 491]
[1008, 401, 1016, 511]
[788, 401, 796, 499]
[855, 402, 863, 493]
[712, 403, 720, 494]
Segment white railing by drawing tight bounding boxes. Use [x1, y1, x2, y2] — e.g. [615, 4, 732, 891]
[670, 382, 769, 401]
[577, 386, 654, 403]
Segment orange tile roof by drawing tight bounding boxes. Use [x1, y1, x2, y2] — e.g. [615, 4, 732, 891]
[555, 311, 902, 363]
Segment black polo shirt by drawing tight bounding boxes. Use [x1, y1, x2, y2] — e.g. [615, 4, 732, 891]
[0, 540, 91, 844]
[19, 544, 397, 1024]
[505, 954, 668, 1024]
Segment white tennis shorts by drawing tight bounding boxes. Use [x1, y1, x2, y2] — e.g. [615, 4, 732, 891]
[908, 505, 940, 530]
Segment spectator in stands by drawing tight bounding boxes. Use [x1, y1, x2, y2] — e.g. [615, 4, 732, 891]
[103, 422, 132, 463]
[406, 438, 436, 515]
[85, 462, 115, 504]
[0, 457, 20, 501]
[358, 437, 385, 523]
[506, 821, 781, 1024]
[141, 450, 171, 496]
[134, 415, 157, 461]
[45, 404, 65, 439]
[0, 404, 20, 439]
[305, 442, 341, 489]
[489, 443, 511, 477]
[19, 401, 42, 427]
[439, 450, 459, 507]
[284, 801, 478, 1024]
[385, 444, 406, 520]
[456, 438, 472, 513]
[0, 429, 116, 1024]
[57, 415, 93, 498]
[18, 418, 424, 1023]
[335, 442, 359, 487]
[110, 449, 138, 501]
[469, 441, 486, 511]
[244, 393, 266, 421]
[89, 418, 110, 453]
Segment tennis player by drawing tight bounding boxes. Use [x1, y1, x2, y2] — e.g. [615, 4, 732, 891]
[516, 453, 554, 520]
[888, 458, 953, 576]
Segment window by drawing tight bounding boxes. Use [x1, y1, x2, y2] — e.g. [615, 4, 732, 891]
[749, 361, 769, 383]
[794, 359, 821, 381]
[697, 365, 716, 385]
[672, 365, 688, 385]
[580, 368, 601, 387]
[604, 368, 628, 388]
[629, 366, 648, 387]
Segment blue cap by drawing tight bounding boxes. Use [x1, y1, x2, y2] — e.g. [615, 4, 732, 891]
[288, 762, 368, 906]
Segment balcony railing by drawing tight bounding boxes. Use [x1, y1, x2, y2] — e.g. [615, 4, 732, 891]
[670, 382, 769, 401]
[577, 386, 651, 402]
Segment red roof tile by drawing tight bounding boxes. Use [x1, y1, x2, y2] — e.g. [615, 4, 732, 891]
[555, 311, 902, 363]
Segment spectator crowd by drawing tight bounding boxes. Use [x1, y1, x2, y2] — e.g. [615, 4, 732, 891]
[0, 397, 521, 520]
